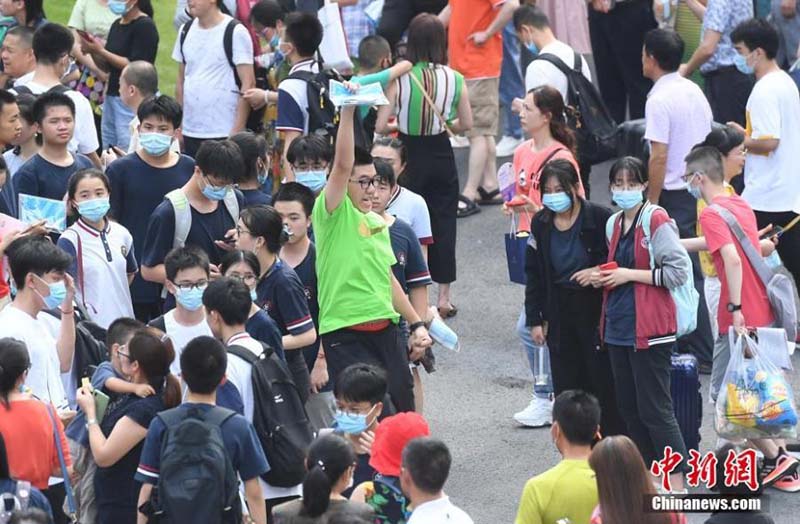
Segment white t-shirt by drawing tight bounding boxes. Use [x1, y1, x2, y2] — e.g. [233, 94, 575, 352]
[739, 70, 800, 213]
[224, 332, 303, 500]
[3, 149, 29, 178]
[524, 40, 592, 103]
[57, 219, 137, 329]
[386, 187, 433, 245]
[172, 15, 253, 138]
[162, 308, 213, 375]
[407, 496, 474, 524]
[644, 72, 713, 190]
[0, 305, 68, 408]
[13, 81, 100, 156]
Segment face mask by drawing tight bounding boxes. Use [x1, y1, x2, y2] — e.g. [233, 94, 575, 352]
[257, 170, 269, 186]
[202, 180, 229, 201]
[270, 34, 280, 50]
[140, 132, 173, 156]
[611, 190, 643, 211]
[175, 285, 206, 311]
[542, 192, 572, 213]
[108, 0, 130, 15]
[250, 288, 257, 302]
[526, 41, 538, 55]
[77, 197, 110, 222]
[34, 276, 67, 310]
[764, 250, 782, 269]
[687, 183, 703, 200]
[295, 170, 327, 192]
[733, 53, 754, 75]
[334, 406, 375, 434]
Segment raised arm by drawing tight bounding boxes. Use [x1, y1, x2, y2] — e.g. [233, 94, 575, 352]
[376, 81, 398, 135]
[324, 105, 356, 214]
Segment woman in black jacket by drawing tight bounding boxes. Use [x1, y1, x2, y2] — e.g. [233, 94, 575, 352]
[524, 159, 623, 436]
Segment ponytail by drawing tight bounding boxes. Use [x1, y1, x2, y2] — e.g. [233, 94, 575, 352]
[129, 327, 180, 408]
[551, 109, 577, 157]
[530, 85, 577, 157]
[300, 434, 357, 518]
[301, 464, 333, 517]
[162, 373, 181, 409]
[138, 0, 155, 17]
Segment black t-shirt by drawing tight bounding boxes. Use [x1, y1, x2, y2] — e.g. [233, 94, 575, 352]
[291, 244, 323, 374]
[105, 16, 159, 96]
[240, 188, 272, 208]
[13, 153, 94, 201]
[549, 208, 589, 287]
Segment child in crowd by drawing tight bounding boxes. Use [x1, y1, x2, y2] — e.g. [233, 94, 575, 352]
[65, 317, 147, 524]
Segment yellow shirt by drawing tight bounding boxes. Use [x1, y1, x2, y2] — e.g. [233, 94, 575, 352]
[515, 459, 598, 524]
[697, 183, 736, 277]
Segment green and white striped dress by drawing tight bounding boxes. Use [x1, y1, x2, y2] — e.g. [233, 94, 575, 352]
[396, 62, 465, 136]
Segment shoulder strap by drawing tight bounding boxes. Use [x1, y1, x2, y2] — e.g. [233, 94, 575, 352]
[605, 210, 622, 243]
[222, 189, 240, 224]
[13, 85, 31, 96]
[639, 202, 658, 270]
[179, 17, 196, 64]
[203, 405, 237, 427]
[287, 69, 317, 82]
[223, 19, 241, 89]
[407, 70, 455, 138]
[63, 228, 87, 311]
[572, 50, 583, 73]
[48, 84, 71, 95]
[709, 204, 774, 286]
[227, 344, 260, 365]
[536, 147, 568, 176]
[534, 53, 573, 78]
[165, 189, 191, 250]
[148, 315, 167, 333]
[45, 404, 76, 520]
[157, 406, 189, 428]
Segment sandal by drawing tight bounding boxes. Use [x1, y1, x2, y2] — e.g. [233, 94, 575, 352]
[476, 187, 504, 205]
[438, 304, 458, 318]
[457, 195, 481, 218]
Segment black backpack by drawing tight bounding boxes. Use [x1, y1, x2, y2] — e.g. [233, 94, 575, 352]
[43, 307, 107, 381]
[227, 343, 314, 487]
[179, 17, 266, 133]
[153, 406, 241, 524]
[286, 66, 371, 149]
[533, 51, 618, 165]
[13, 83, 71, 97]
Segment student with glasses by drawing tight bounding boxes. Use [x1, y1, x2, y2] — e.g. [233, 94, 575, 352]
[286, 134, 332, 194]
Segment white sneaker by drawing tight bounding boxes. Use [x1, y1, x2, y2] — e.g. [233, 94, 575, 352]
[513, 396, 553, 427]
[496, 135, 524, 157]
[450, 135, 470, 148]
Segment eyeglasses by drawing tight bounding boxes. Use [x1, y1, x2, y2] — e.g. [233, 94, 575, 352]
[229, 274, 257, 285]
[236, 226, 252, 237]
[174, 280, 209, 291]
[349, 177, 379, 190]
[117, 346, 131, 361]
[680, 171, 704, 184]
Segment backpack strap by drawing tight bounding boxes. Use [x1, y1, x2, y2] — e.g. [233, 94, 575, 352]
[227, 344, 260, 365]
[13, 84, 31, 96]
[148, 315, 167, 333]
[572, 50, 583, 72]
[165, 189, 191, 250]
[202, 405, 237, 427]
[178, 17, 196, 64]
[533, 53, 573, 79]
[223, 19, 241, 90]
[709, 204, 774, 286]
[222, 189, 240, 225]
[45, 404, 76, 521]
[639, 201, 659, 271]
[605, 210, 623, 243]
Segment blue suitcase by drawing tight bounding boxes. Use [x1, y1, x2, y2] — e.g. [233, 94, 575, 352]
[670, 353, 703, 452]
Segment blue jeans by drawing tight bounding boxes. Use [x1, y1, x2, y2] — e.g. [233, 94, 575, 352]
[516, 309, 553, 399]
[101, 95, 135, 151]
[500, 22, 523, 139]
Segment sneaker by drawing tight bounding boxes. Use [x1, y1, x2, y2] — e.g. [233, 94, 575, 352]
[772, 469, 800, 492]
[496, 135, 524, 157]
[513, 396, 553, 427]
[450, 135, 470, 149]
[762, 451, 799, 487]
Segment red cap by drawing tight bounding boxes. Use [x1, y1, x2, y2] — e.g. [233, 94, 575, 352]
[369, 412, 431, 476]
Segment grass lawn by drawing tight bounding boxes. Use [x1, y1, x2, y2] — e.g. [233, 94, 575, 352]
[44, 0, 180, 95]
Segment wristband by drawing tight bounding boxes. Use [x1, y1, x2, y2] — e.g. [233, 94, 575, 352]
[409, 321, 426, 333]
[59, 307, 74, 315]
[86, 418, 98, 428]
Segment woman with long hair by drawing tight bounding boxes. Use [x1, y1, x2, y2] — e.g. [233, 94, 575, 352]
[79, 0, 158, 151]
[75, 327, 180, 524]
[589, 436, 686, 524]
[57, 168, 136, 328]
[0, 0, 46, 28]
[376, 12, 472, 319]
[273, 434, 374, 522]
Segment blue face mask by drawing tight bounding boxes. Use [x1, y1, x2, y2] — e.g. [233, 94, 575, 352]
[733, 53, 754, 75]
[77, 197, 110, 222]
[35, 276, 67, 310]
[140, 132, 173, 156]
[611, 190, 643, 211]
[175, 285, 206, 311]
[526, 41, 538, 55]
[108, 0, 130, 15]
[334, 406, 376, 434]
[542, 192, 572, 213]
[270, 34, 280, 49]
[295, 170, 327, 193]
[687, 183, 703, 200]
[250, 288, 257, 302]
[257, 170, 269, 186]
[201, 179, 229, 201]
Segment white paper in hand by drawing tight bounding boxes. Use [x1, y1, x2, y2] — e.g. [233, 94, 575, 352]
[329, 80, 389, 107]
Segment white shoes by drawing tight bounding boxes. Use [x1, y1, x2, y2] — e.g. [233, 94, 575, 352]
[449, 135, 470, 148]
[513, 396, 553, 427]
[496, 135, 524, 157]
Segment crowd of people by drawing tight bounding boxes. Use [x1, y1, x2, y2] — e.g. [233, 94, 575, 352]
[0, 0, 797, 523]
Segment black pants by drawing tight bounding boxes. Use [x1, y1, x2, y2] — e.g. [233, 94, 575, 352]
[608, 343, 688, 471]
[321, 323, 415, 412]
[703, 66, 754, 127]
[42, 484, 69, 524]
[399, 132, 458, 284]
[183, 136, 226, 158]
[588, 0, 656, 122]
[755, 210, 800, 290]
[659, 189, 714, 365]
[285, 348, 311, 403]
[550, 288, 625, 436]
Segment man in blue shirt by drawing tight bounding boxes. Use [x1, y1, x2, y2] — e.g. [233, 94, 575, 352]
[0, 88, 21, 217]
[135, 335, 268, 524]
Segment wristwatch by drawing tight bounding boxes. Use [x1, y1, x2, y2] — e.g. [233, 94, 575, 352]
[409, 321, 426, 333]
[86, 418, 98, 429]
[727, 303, 742, 313]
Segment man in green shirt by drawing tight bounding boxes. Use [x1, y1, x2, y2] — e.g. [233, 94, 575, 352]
[312, 103, 431, 413]
[515, 390, 601, 524]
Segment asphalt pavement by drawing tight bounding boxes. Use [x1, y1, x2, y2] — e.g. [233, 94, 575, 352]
[421, 150, 799, 523]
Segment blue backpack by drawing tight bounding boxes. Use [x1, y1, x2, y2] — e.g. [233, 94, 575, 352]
[605, 203, 698, 338]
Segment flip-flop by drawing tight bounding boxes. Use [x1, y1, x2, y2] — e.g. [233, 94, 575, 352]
[438, 304, 458, 318]
[476, 187, 504, 205]
[457, 195, 481, 218]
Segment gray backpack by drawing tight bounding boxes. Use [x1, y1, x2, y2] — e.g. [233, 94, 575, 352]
[711, 205, 798, 342]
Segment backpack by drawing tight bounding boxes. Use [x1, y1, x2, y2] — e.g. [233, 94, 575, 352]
[179, 17, 267, 133]
[154, 406, 241, 524]
[533, 51, 618, 165]
[710, 204, 798, 342]
[165, 188, 240, 251]
[286, 67, 370, 149]
[0, 481, 31, 524]
[227, 342, 314, 487]
[605, 202, 699, 337]
[43, 307, 108, 381]
[13, 83, 71, 98]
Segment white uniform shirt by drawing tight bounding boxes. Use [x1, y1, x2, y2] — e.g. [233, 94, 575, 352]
[525, 40, 592, 103]
[160, 308, 213, 375]
[386, 187, 433, 245]
[407, 496, 474, 524]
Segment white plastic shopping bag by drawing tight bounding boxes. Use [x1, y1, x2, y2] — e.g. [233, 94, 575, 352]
[318, 0, 353, 71]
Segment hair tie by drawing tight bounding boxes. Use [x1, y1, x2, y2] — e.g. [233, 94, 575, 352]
[317, 460, 325, 471]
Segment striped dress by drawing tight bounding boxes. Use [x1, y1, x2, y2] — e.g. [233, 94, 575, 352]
[396, 62, 464, 136]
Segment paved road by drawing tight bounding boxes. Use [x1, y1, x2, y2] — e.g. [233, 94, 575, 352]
[421, 150, 798, 523]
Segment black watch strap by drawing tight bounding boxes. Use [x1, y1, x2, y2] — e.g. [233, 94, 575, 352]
[409, 321, 426, 333]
